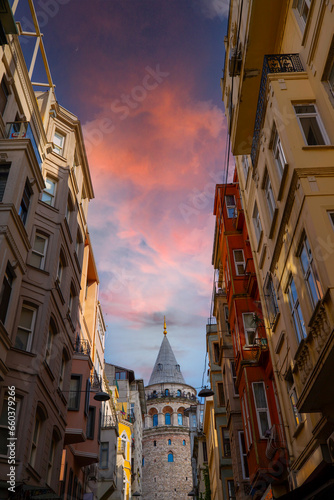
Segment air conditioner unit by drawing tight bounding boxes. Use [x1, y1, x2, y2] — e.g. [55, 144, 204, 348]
[229, 48, 242, 77]
[327, 432, 334, 461]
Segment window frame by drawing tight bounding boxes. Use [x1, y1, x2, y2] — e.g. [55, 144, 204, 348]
[165, 413, 171, 425]
[14, 304, 37, 352]
[230, 361, 238, 396]
[18, 179, 32, 225]
[233, 249, 246, 276]
[225, 195, 236, 218]
[299, 235, 323, 308]
[0, 262, 15, 325]
[293, 0, 311, 30]
[252, 381, 271, 439]
[100, 441, 109, 469]
[30, 232, 48, 270]
[271, 124, 287, 180]
[221, 427, 231, 457]
[242, 312, 257, 346]
[0, 163, 10, 202]
[53, 131, 65, 156]
[41, 176, 57, 207]
[263, 169, 276, 221]
[238, 431, 249, 479]
[153, 414, 158, 427]
[286, 276, 307, 343]
[241, 392, 252, 450]
[167, 452, 174, 462]
[86, 406, 96, 440]
[252, 201, 263, 244]
[68, 374, 82, 411]
[293, 103, 329, 146]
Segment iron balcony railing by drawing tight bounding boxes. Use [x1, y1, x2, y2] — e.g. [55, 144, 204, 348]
[251, 54, 304, 167]
[101, 414, 116, 429]
[74, 338, 91, 356]
[5, 121, 43, 168]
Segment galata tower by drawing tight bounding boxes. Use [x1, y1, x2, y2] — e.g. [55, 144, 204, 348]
[142, 318, 198, 499]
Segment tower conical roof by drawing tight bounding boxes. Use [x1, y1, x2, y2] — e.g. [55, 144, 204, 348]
[148, 331, 186, 386]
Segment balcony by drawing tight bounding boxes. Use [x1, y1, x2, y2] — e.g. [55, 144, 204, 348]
[101, 414, 117, 429]
[251, 54, 304, 167]
[295, 293, 334, 413]
[5, 121, 42, 168]
[146, 391, 199, 403]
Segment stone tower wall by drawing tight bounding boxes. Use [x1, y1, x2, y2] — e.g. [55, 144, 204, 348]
[142, 427, 193, 500]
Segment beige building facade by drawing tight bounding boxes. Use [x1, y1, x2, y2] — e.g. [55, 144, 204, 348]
[222, 0, 334, 497]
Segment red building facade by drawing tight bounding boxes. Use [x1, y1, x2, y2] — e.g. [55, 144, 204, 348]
[213, 173, 289, 497]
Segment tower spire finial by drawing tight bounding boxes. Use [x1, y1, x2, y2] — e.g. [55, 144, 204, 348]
[163, 315, 167, 335]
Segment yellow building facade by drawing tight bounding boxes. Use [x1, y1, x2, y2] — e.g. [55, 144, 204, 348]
[222, 0, 334, 498]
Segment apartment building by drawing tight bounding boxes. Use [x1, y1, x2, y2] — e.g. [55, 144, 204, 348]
[0, 2, 109, 498]
[222, 0, 334, 497]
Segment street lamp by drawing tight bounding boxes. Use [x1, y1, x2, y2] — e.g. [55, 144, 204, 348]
[198, 386, 214, 397]
[132, 492, 141, 497]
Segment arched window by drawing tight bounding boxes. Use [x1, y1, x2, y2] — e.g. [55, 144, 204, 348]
[153, 414, 158, 427]
[183, 440, 186, 446]
[168, 452, 173, 462]
[165, 413, 171, 425]
[178, 413, 183, 425]
[177, 389, 181, 397]
[165, 389, 169, 396]
[154, 440, 156, 446]
[168, 439, 171, 445]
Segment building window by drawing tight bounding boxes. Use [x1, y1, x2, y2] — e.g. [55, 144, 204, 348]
[165, 413, 171, 425]
[15, 305, 36, 351]
[47, 436, 56, 485]
[227, 480, 236, 500]
[41, 176, 57, 206]
[100, 442, 109, 468]
[329, 211, 334, 229]
[45, 319, 56, 365]
[153, 414, 158, 427]
[271, 124, 286, 179]
[231, 361, 238, 396]
[157, 363, 163, 371]
[19, 179, 32, 225]
[252, 382, 271, 438]
[0, 263, 14, 324]
[57, 253, 65, 285]
[86, 406, 96, 439]
[224, 306, 231, 335]
[0, 163, 10, 202]
[217, 382, 225, 407]
[0, 76, 9, 115]
[221, 427, 231, 457]
[142, 457, 144, 466]
[233, 249, 245, 276]
[30, 233, 48, 269]
[168, 452, 173, 462]
[287, 276, 306, 343]
[263, 169, 276, 221]
[299, 235, 323, 308]
[241, 391, 252, 449]
[165, 389, 169, 396]
[286, 370, 302, 427]
[153, 440, 157, 447]
[30, 413, 41, 467]
[68, 375, 81, 410]
[252, 201, 263, 244]
[59, 354, 66, 390]
[322, 36, 334, 99]
[177, 389, 181, 397]
[203, 441, 208, 462]
[225, 195, 236, 218]
[213, 342, 220, 364]
[242, 155, 250, 180]
[263, 274, 279, 326]
[242, 313, 257, 346]
[178, 413, 183, 425]
[294, 104, 328, 146]
[53, 131, 65, 155]
[293, 0, 311, 27]
[238, 431, 249, 479]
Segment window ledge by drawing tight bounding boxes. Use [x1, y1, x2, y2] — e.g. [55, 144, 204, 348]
[268, 208, 279, 240]
[10, 347, 36, 357]
[302, 145, 334, 150]
[39, 200, 59, 213]
[50, 150, 67, 161]
[43, 360, 55, 381]
[292, 420, 305, 439]
[26, 263, 50, 275]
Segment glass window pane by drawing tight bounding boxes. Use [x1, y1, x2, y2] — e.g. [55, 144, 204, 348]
[253, 383, 267, 409]
[34, 235, 46, 254]
[259, 411, 270, 435]
[20, 308, 34, 329]
[300, 117, 325, 145]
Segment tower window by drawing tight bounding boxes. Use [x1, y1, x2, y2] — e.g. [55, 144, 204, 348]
[154, 440, 156, 447]
[168, 439, 171, 445]
[168, 452, 173, 462]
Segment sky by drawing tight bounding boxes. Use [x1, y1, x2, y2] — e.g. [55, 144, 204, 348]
[14, 0, 231, 390]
